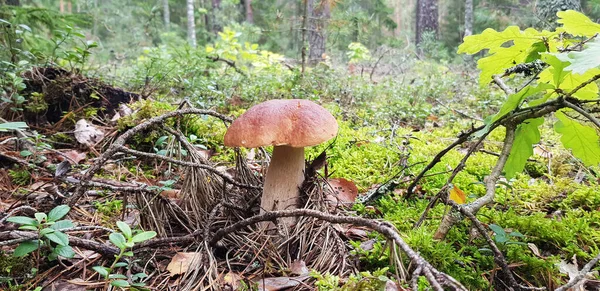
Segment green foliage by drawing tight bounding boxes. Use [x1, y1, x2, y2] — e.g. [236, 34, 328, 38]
[93, 221, 156, 289]
[6, 205, 75, 260]
[346, 42, 371, 64]
[8, 168, 30, 186]
[460, 10, 600, 176]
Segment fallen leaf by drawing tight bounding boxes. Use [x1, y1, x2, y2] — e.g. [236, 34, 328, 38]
[62, 150, 87, 164]
[74, 119, 104, 146]
[167, 252, 202, 276]
[161, 189, 180, 199]
[290, 260, 309, 276]
[528, 243, 543, 258]
[42, 280, 86, 291]
[326, 178, 359, 206]
[533, 145, 553, 158]
[449, 184, 466, 204]
[253, 276, 308, 291]
[220, 272, 243, 290]
[359, 239, 377, 251]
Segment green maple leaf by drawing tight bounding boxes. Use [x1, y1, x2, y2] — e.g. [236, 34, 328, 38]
[557, 10, 600, 37]
[504, 118, 544, 179]
[556, 38, 600, 75]
[554, 110, 600, 167]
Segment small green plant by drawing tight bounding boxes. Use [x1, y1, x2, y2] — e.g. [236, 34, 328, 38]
[310, 270, 340, 290]
[92, 221, 156, 290]
[8, 168, 31, 186]
[6, 205, 75, 261]
[347, 42, 371, 64]
[488, 224, 526, 248]
[93, 199, 123, 217]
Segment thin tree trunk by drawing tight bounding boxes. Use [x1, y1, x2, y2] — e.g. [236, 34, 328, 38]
[163, 0, 170, 30]
[60, 0, 65, 13]
[67, 1, 72, 13]
[92, 0, 98, 36]
[244, 0, 253, 23]
[464, 0, 473, 37]
[301, 0, 310, 74]
[187, 0, 197, 47]
[211, 0, 222, 34]
[308, 0, 330, 65]
[415, 0, 438, 46]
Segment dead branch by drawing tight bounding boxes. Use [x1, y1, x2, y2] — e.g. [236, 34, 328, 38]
[115, 145, 261, 189]
[66, 108, 232, 206]
[406, 124, 485, 198]
[449, 201, 545, 291]
[563, 100, 600, 129]
[0, 206, 37, 224]
[555, 252, 600, 291]
[207, 56, 248, 77]
[493, 74, 514, 95]
[0, 230, 120, 257]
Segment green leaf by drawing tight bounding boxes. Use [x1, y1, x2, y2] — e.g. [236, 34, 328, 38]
[93, 266, 109, 277]
[7, 216, 37, 226]
[19, 225, 38, 231]
[458, 27, 550, 85]
[539, 55, 600, 100]
[114, 262, 128, 268]
[489, 224, 506, 236]
[45, 231, 69, 246]
[131, 231, 157, 243]
[54, 245, 75, 258]
[34, 213, 47, 223]
[0, 121, 27, 132]
[123, 251, 134, 257]
[14, 241, 39, 257]
[504, 118, 544, 178]
[51, 220, 74, 230]
[109, 274, 128, 279]
[39, 228, 55, 236]
[109, 233, 127, 249]
[116, 221, 132, 239]
[554, 110, 600, 166]
[557, 10, 600, 37]
[47, 205, 70, 222]
[111, 280, 130, 287]
[556, 39, 600, 74]
[20, 150, 33, 157]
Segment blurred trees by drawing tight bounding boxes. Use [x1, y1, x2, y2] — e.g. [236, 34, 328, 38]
[3, 0, 600, 64]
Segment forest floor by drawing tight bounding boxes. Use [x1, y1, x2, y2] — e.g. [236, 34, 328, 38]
[1, 60, 600, 291]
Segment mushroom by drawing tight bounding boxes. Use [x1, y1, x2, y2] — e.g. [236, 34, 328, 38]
[224, 99, 338, 225]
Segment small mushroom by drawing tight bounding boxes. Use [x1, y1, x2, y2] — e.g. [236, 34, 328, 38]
[224, 99, 338, 226]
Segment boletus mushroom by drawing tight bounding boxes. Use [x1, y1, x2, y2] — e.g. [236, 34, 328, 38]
[224, 99, 338, 226]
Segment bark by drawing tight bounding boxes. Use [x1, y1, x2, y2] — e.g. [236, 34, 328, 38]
[243, 0, 253, 23]
[187, 0, 197, 47]
[301, 0, 309, 74]
[211, 0, 222, 34]
[308, 0, 330, 65]
[415, 0, 438, 46]
[163, 0, 170, 29]
[464, 0, 473, 37]
[60, 0, 64, 13]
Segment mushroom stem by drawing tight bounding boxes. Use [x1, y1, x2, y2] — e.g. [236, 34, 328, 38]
[261, 145, 305, 225]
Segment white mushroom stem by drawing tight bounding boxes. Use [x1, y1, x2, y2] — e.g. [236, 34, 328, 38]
[261, 145, 305, 225]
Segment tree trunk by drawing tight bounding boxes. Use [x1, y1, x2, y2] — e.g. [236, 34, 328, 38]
[308, 0, 330, 65]
[187, 0, 197, 47]
[211, 0, 222, 34]
[301, 0, 309, 74]
[415, 0, 438, 46]
[60, 0, 65, 13]
[5, 0, 19, 5]
[163, 0, 170, 30]
[464, 0, 473, 37]
[244, 0, 253, 23]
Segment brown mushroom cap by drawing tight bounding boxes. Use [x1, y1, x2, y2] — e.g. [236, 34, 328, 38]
[224, 99, 338, 148]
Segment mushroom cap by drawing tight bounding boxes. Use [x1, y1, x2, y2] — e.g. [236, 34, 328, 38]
[224, 99, 338, 148]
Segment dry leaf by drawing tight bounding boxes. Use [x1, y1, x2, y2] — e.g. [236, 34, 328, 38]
[290, 260, 309, 276]
[62, 150, 87, 164]
[254, 276, 308, 291]
[326, 178, 359, 206]
[221, 272, 243, 290]
[166, 252, 202, 276]
[449, 184, 466, 204]
[528, 243, 543, 258]
[42, 280, 86, 291]
[533, 145, 553, 158]
[74, 119, 104, 146]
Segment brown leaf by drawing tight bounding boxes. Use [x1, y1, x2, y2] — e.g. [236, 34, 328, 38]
[74, 119, 104, 146]
[166, 252, 202, 276]
[220, 272, 243, 290]
[161, 189, 180, 199]
[61, 150, 87, 164]
[326, 178, 359, 206]
[290, 260, 309, 276]
[254, 276, 308, 291]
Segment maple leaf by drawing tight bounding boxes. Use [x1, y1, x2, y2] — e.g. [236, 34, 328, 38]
[554, 110, 600, 167]
[504, 118, 544, 179]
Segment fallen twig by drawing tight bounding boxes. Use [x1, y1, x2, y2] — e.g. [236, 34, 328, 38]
[555, 252, 600, 291]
